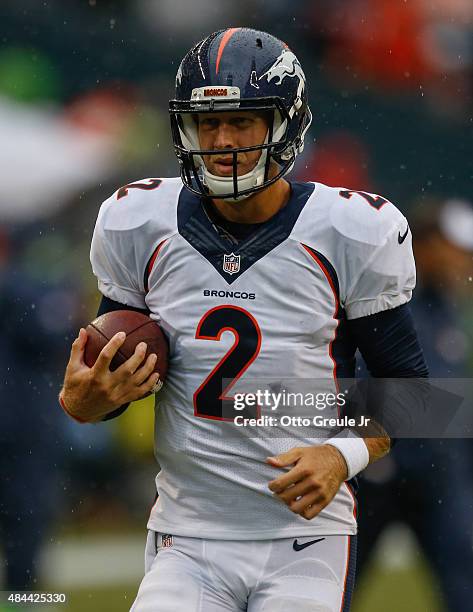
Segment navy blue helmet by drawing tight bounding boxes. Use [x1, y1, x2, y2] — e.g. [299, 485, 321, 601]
[169, 28, 312, 201]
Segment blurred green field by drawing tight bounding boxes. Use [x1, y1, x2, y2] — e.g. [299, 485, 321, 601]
[352, 560, 444, 612]
[59, 560, 444, 612]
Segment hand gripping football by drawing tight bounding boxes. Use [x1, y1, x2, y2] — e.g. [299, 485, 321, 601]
[84, 310, 168, 388]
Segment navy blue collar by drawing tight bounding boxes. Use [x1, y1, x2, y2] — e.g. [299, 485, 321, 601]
[177, 181, 315, 284]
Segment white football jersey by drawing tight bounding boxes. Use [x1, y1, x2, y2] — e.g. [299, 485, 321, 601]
[90, 177, 415, 539]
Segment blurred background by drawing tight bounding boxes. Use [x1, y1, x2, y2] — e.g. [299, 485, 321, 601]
[0, 0, 472, 610]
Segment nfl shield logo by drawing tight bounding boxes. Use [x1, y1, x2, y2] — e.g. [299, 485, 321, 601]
[223, 253, 240, 275]
[161, 534, 173, 548]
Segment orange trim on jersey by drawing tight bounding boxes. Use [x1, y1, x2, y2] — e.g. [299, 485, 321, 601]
[339, 536, 351, 612]
[301, 244, 339, 309]
[300, 243, 341, 393]
[145, 239, 167, 292]
[300, 243, 358, 524]
[215, 28, 241, 74]
[344, 482, 357, 520]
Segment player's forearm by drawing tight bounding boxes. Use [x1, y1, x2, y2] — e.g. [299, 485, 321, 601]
[364, 434, 391, 464]
[356, 417, 391, 464]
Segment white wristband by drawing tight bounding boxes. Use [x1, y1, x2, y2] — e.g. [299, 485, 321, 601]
[323, 430, 369, 480]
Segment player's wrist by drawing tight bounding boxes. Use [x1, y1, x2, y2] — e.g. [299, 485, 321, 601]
[59, 387, 113, 424]
[323, 430, 369, 480]
[58, 389, 88, 424]
[322, 444, 349, 481]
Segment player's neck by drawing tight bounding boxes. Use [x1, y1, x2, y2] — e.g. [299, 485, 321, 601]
[209, 177, 291, 224]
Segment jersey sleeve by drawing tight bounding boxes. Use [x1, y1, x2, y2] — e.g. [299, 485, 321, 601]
[343, 220, 416, 320]
[90, 193, 147, 309]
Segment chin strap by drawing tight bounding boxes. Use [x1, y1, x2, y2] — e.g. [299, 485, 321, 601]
[202, 150, 269, 202]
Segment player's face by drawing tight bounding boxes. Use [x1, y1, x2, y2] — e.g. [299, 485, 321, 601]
[197, 111, 269, 177]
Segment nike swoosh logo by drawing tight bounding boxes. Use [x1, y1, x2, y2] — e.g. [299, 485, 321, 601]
[398, 226, 409, 244]
[293, 537, 325, 551]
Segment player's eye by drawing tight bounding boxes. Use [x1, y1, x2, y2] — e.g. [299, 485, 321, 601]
[199, 117, 219, 130]
[230, 117, 253, 128]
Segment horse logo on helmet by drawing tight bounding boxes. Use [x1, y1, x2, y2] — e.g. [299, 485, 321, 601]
[260, 49, 306, 100]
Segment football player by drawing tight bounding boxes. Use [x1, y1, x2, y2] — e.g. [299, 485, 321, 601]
[60, 28, 428, 611]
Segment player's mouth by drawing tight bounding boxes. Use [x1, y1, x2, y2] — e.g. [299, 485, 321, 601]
[212, 157, 240, 176]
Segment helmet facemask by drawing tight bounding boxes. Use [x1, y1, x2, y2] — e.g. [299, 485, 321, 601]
[170, 95, 309, 202]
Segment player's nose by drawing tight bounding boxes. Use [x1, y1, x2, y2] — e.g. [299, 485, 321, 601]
[213, 123, 236, 149]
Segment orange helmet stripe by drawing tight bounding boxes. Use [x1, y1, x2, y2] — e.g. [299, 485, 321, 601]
[215, 28, 241, 75]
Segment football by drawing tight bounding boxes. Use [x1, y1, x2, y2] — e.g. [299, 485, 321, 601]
[84, 310, 168, 384]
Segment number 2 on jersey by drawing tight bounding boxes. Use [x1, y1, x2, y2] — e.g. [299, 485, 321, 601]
[339, 189, 388, 210]
[117, 179, 162, 200]
[194, 306, 261, 420]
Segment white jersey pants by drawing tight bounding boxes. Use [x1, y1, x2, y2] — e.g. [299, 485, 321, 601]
[131, 530, 357, 612]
